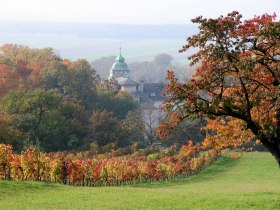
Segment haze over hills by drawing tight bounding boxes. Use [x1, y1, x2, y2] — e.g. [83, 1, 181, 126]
[0, 21, 197, 38]
[0, 21, 198, 62]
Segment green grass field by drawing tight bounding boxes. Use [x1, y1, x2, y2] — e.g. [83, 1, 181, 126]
[0, 152, 279, 210]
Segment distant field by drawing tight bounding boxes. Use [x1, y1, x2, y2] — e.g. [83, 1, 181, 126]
[0, 33, 190, 63]
[0, 22, 197, 63]
[0, 152, 279, 210]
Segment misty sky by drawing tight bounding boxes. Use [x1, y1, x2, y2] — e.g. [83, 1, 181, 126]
[1, 0, 279, 24]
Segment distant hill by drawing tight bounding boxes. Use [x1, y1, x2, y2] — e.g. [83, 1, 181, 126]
[0, 21, 197, 39]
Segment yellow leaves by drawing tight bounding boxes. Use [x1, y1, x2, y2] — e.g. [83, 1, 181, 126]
[0, 143, 220, 186]
[226, 152, 244, 159]
[180, 140, 201, 158]
[201, 117, 255, 150]
[0, 144, 13, 164]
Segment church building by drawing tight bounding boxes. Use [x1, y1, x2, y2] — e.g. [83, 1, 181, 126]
[108, 49, 166, 108]
[108, 50, 140, 93]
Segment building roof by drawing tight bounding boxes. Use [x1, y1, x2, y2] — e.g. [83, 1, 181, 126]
[143, 83, 166, 101]
[110, 51, 129, 71]
[115, 53, 125, 62]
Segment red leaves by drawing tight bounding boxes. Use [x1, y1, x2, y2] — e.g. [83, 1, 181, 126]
[235, 13, 277, 37]
[0, 64, 19, 96]
[0, 144, 220, 186]
[181, 140, 201, 158]
[0, 44, 59, 96]
[158, 12, 280, 156]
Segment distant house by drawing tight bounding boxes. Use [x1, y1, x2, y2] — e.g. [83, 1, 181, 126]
[108, 51, 140, 93]
[108, 50, 166, 110]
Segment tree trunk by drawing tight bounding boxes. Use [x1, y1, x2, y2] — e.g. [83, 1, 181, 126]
[260, 137, 280, 167]
[246, 109, 280, 167]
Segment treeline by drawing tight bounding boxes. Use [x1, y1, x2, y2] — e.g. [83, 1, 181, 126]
[0, 44, 143, 152]
[91, 53, 194, 82]
[0, 143, 220, 186]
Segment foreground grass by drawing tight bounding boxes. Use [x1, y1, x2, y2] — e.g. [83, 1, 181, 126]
[0, 152, 279, 210]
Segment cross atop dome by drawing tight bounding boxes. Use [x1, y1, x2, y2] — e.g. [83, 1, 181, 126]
[115, 47, 125, 63]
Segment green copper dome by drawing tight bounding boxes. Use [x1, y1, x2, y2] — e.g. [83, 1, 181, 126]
[115, 53, 125, 62]
[111, 62, 129, 71]
[111, 51, 129, 71]
[108, 49, 131, 80]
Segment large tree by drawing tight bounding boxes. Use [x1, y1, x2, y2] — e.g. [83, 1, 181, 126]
[0, 89, 87, 151]
[158, 12, 280, 165]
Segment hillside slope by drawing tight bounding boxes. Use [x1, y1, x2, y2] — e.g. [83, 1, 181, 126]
[0, 152, 279, 210]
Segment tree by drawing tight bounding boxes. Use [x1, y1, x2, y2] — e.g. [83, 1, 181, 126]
[0, 89, 87, 151]
[153, 53, 173, 67]
[117, 109, 144, 147]
[201, 117, 256, 150]
[45, 59, 99, 113]
[141, 108, 161, 146]
[88, 110, 118, 147]
[164, 118, 206, 147]
[158, 12, 280, 165]
[0, 114, 22, 150]
[63, 59, 99, 112]
[91, 56, 116, 79]
[95, 89, 138, 119]
[0, 44, 60, 95]
[129, 54, 175, 82]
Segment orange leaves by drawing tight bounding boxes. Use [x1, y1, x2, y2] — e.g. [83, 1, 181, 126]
[0, 144, 13, 166]
[0, 64, 19, 96]
[0, 44, 62, 96]
[201, 117, 256, 150]
[62, 59, 71, 67]
[226, 152, 244, 159]
[158, 12, 280, 164]
[180, 140, 201, 158]
[0, 144, 220, 186]
[0, 144, 13, 179]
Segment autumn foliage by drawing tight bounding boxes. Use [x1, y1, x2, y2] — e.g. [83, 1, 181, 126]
[201, 117, 256, 150]
[158, 12, 280, 165]
[0, 144, 219, 186]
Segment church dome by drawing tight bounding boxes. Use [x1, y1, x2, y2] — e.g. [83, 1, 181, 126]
[115, 54, 125, 62]
[111, 61, 129, 71]
[109, 49, 130, 80]
[110, 50, 129, 71]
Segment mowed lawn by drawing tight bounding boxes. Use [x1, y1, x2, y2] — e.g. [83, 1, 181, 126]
[0, 152, 279, 210]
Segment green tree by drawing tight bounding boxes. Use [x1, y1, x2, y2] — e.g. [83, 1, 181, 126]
[163, 118, 206, 147]
[95, 88, 138, 119]
[65, 59, 99, 112]
[117, 109, 144, 147]
[0, 114, 22, 150]
[1, 89, 87, 151]
[44, 59, 99, 113]
[88, 110, 118, 147]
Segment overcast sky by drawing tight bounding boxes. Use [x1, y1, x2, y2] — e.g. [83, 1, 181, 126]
[0, 0, 279, 24]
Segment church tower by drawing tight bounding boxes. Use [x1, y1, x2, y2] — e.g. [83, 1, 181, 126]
[108, 48, 130, 80]
[108, 49, 140, 93]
